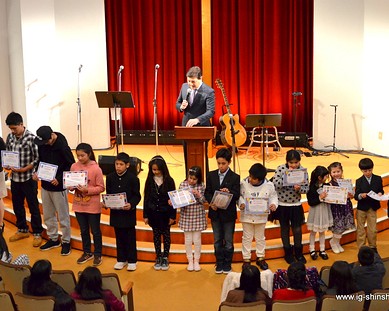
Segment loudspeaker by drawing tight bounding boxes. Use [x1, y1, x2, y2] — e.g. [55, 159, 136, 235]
[98, 155, 142, 176]
[278, 132, 309, 147]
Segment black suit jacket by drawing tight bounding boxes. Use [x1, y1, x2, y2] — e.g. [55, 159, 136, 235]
[354, 174, 383, 211]
[176, 82, 215, 126]
[204, 169, 240, 222]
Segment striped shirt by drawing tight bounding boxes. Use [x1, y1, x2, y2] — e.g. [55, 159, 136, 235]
[6, 128, 39, 182]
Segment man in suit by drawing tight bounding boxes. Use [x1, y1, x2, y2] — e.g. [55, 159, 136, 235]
[354, 158, 384, 251]
[204, 148, 240, 274]
[176, 66, 215, 172]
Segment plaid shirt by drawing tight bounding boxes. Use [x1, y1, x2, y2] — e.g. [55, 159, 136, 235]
[6, 128, 39, 182]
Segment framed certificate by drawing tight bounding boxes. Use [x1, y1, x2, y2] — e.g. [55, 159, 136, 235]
[1, 150, 20, 168]
[210, 191, 233, 210]
[283, 168, 308, 186]
[102, 193, 127, 209]
[63, 171, 88, 188]
[322, 185, 348, 205]
[168, 188, 196, 209]
[37, 162, 58, 182]
[245, 197, 269, 215]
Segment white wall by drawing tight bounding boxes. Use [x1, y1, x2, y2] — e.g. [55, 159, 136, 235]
[3, 0, 109, 149]
[314, 0, 389, 156]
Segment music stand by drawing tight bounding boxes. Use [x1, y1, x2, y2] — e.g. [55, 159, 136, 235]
[246, 113, 282, 172]
[95, 91, 135, 153]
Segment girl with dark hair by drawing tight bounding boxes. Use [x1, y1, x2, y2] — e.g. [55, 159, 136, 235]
[326, 261, 357, 295]
[225, 265, 271, 308]
[143, 155, 176, 271]
[178, 166, 207, 272]
[71, 266, 125, 311]
[307, 166, 333, 260]
[23, 259, 73, 311]
[70, 143, 105, 266]
[272, 262, 315, 300]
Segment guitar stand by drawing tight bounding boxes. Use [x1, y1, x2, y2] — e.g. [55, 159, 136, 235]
[324, 105, 349, 158]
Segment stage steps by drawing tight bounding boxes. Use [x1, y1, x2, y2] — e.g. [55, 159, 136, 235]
[3, 178, 389, 264]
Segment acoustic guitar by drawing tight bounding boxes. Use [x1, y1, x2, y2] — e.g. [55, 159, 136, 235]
[215, 79, 247, 148]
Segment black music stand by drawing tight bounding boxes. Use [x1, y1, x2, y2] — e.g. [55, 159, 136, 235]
[246, 113, 282, 172]
[95, 91, 134, 153]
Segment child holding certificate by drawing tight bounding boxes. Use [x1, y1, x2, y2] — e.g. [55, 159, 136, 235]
[143, 155, 176, 271]
[70, 143, 105, 267]
[272, 150, 308, 264]
[239, 163, 278, 270]
[178, 166, 207, 272]
[306, 166, 333, 260]
[327, 162, 355, 254]
[105, 152, 141, 271]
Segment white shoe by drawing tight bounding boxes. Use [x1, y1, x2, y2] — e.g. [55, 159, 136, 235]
[330, 239, 340, 254]
[127, 263, 137, 271]
[194, 261, 201, 272]
[187, 260, 194, 271]
[114, 261, 128, 270]
[337, 243, 345, 252]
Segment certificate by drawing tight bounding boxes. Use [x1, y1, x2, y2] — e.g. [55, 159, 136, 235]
[283, 168, 308, 186]
[210, 191, 233, 210]
[337, 178, 354, 194]
[245, 197, 269, 215]
[102, 193, 127, 209]
[322, 185, 348, 205]
[367, 191, 389, 201]
[63, 171, 88, 188]
[1, 150, 20, 168]
[37, 162, 58, 182]
[168, 188, 196, 209]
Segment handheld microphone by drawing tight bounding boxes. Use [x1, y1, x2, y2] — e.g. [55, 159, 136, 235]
[185, 88, 192, 100]
[292, 92, 302, 96]
[155, 64, 160, 70]
[118, 65, 124, 74]
[79, 64, 83, 72]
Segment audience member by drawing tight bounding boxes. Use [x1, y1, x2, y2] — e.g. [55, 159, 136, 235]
[325, 260, 357, 295]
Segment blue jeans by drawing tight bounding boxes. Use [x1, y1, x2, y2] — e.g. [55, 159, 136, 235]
[211, 220, 235, 268]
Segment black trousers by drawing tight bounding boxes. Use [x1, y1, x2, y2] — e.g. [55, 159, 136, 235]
[75, 212, 102, 256]
[114, 226, 137, 263]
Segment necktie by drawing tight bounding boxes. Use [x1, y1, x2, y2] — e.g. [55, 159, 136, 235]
[189, 89, 196, 106]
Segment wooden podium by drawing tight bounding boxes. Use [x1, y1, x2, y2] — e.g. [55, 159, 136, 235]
[174, 126, 215, 180]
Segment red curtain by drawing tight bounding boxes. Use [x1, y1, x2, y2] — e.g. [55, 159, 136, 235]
[104, 0, 313, 135]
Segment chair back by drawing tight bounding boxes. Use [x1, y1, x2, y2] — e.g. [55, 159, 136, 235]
[75, 299, 107, 311]
[367, 289, 389, 311]
[320, 265, 331, 287]
[51, 269, 77, 294]
[320, 291, 364, 311]
[272, 297, 317, 311]
[14, 292, 55, 311]
[101, 273, 134, 311]
[0, 261, 31, 293]
[0, 290, 17, 311]
[219, 300, 266, 311]
[382, 257, 389, 289]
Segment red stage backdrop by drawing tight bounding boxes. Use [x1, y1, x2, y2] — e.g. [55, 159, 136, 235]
[104, 0, 313, 136]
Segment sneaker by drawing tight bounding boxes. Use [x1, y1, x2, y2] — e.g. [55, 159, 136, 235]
[194, 261, 201, 272]
[223, 264, 232, 274]
[160, 257, 169, 271]
[256, 258, 269, 270]
[61, 243, 71, 256]
[114, 261, 128, 270]
[32, 235, 42, 247]
[9, 231, 29, 242]
[77, 253, 94, 264]
[330, 239, 340, 254]
[187, 260, 194, 272]
[154, 257, 162, 271]
[215, 264, 223, 274]
[40, 239, 61, 251]
[93, 256, 102, 266]
[127, 263, 137, 271]
[310, 251, 318, 260]
[319, 251, 329, 260]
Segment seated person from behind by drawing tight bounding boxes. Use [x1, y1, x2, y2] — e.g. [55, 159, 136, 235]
[272, 261, 316, 300]
[225, 265, 271, 309]
[23, 259, 73, 310]
[71, 266, 125, 311]
[324, 260, 358, 295]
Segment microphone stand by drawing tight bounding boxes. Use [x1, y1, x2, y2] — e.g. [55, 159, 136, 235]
[292, 92, 303, 153]
[324, 105, 349, 158]
[152, 64, 160, 154]
[117, 66, 124, 153]
[228, 114, 237, 172]
[77, 65, 83, 144]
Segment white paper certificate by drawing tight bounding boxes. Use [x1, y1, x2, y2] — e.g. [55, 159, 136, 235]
[210, 190, 233, 210]
[63, 171, 88, 188]
[367, 191, 389, 201]
[337, 178, 354, 194]
[102, 193, 127, 209]
[245, 198, 269, 215]
[1, 150, 20, 168]
[37, 162, 58, 182]
[322, 185, 348, 205]
[168, 188, 196, 209]
[283, 168, 308, 186]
